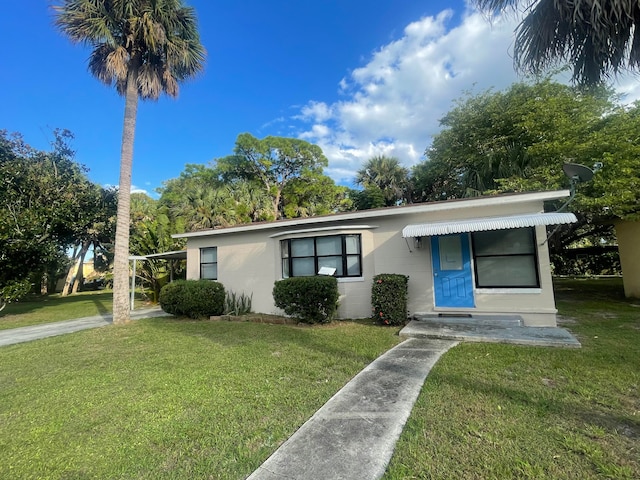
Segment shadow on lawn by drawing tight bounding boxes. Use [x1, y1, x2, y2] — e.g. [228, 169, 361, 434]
[143, 316, 401, 366]
[553, 277, 632, 303]
[1, 291, 113, 316]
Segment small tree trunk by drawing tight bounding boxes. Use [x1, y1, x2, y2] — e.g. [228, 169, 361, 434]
[62, 245, 80, 297]
[40, 273, 48, 294]
[273, 188, 282, 220]
[72, 241, 91, 294]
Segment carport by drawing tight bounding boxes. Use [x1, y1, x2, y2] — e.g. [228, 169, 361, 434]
[128, 250, 187, 309]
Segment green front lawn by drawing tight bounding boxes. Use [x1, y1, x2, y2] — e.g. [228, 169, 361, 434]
[0, 318, 401, 479]
[384, 277, 640, 479]
[0, 290, 149, 330]
[0, 278, 637, 479]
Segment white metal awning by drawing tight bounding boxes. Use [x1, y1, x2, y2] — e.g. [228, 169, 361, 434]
[402, 212, 577, 238]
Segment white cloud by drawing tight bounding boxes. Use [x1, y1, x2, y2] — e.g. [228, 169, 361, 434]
[293, 7, 524, 185]
[296, 101, 334, 122]
[131, 185, 150, 195]
[612, 75, 640, 104]
[292, 6, 640, 186]
[103, 183, 152, 196]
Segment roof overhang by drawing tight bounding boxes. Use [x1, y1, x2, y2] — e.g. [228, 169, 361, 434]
[174, 190, 571, 239]
[128, 250, 187, 261]
[402, 212, 577, 238]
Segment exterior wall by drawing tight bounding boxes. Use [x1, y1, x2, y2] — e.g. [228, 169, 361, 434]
[615, 220, 640, 298]
[367, 202, 559, 326]
[186, 231, 279, 315]
[184, 195, 562, 326]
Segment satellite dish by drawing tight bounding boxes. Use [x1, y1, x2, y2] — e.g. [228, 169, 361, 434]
[563, 163, 594, 183]
[543, 161, 602, 246]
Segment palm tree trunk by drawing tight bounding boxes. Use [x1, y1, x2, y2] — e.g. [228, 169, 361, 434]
[112, 68, 139, 324]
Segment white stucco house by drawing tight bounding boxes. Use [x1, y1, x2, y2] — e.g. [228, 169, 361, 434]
[173, 190, 577, 327]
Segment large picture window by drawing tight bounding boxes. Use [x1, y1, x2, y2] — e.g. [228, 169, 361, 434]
[471, 228, 539, 288]
[281, 234, 362, 278]
[200, 247, 218, 280]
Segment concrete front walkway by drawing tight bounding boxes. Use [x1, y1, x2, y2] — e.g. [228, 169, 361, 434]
[248, 317, 580, 479]
[402, 315, 581, 348]
[247, 338, 458, 480]
[0, 307, 170, 347]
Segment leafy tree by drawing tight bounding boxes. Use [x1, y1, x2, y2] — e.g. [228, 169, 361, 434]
[414, 80, 611, 199]
[160, 168, 272, 230]
[282, 173, 352, 218]
[61, 186, 117, 296]
[413, 80, 640, 251]
[496, 100, 640, 250]
[350, 186, 386, 210]
[355, 155, 410, 207]
[0, 130, 96, 303]
[160, 141, 348, 228]
[55, 0, 206, 324]
[129, 194, 185, 302]
[474, 0, 640, 85]
[215, 134, 329, 220]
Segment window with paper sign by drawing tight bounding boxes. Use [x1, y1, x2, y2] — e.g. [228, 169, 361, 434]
[281, 234, 362, 278]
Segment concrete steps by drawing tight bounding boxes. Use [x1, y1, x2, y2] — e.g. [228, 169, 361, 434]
[413, 313, 524, 327]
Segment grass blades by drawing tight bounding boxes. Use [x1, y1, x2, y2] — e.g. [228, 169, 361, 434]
[384, 278, 639, 480]
[0, 290, 149, 330]
[0, 319, 400, 479]
[1, 277, 638, 479]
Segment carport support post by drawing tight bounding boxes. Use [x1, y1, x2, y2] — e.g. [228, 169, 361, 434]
[131, 257, 137, 311]
[129, 256, 147, 311]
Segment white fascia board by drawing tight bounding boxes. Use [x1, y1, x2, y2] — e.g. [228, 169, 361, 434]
[172, 190, 570, 239]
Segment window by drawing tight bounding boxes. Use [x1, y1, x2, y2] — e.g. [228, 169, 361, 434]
[471, 228, 539, 288]
[281, 234, 362, 278]
[200, 247, 217, 280]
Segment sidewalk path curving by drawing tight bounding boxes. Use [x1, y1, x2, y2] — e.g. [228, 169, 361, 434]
[247, 338, 458, 480]
[0, 307, 170, 347]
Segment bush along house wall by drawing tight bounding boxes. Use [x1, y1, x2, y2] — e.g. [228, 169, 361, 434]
[273, 276, 339, 324]
[371, 274, 409, 325]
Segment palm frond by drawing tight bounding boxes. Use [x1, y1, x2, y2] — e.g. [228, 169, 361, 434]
[474, 0, 640, 85]
[55, 0, 205, 99]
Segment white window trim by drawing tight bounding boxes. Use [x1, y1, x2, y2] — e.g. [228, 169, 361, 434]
[270, 225, 377, 238]
[337, 277, 365, 283]
[475, 288, 542, 295]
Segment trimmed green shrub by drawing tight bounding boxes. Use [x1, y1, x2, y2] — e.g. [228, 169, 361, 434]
[372, 273, 409, 325]
[159, 280, 225, 319]
[273, 276, 339, 324]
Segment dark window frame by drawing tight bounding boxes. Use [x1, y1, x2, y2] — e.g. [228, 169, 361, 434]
[281, 234, 362, 278]
[200, 247, 218, 280]
[470, 228, 540, 288]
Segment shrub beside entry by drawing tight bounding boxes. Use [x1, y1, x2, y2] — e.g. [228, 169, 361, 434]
[273, 276, 339, 324]
[159, 280, 225, 319]
[372, 273, 409, 325]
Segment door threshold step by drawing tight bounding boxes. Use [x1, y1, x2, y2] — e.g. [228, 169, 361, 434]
[414, 313, 523, 327]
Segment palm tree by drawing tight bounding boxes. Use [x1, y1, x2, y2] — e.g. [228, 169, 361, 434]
[55, 0, 206, 323]
[355, 155, 410, 206]
[475, 0, 640, 85]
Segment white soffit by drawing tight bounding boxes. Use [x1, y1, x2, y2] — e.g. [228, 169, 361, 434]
[402, 212, 577, 238]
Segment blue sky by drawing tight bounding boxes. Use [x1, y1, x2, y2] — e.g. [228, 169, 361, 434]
[2, 1, 639, 197]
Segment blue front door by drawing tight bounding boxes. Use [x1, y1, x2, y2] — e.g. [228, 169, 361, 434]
[431, 234, 474, 308]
